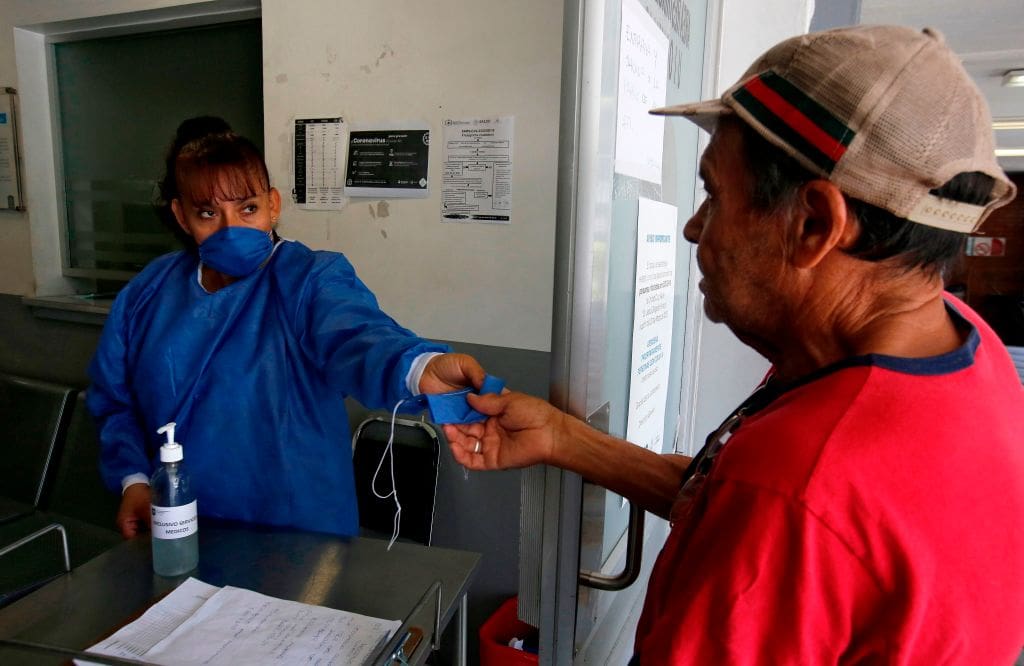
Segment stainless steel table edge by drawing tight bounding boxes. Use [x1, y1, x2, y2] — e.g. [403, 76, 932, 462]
[0, 522, 481, 666]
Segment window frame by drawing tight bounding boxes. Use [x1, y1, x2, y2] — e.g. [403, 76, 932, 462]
[14, 1, 261, 292]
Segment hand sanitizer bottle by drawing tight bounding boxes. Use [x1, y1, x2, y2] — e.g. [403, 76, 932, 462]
[150, 422, 198, 576]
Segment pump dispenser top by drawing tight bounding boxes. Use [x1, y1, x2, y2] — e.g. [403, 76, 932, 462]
[157, 422, 183, 462]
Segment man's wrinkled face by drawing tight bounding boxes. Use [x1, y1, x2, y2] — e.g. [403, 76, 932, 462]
[683, 119, 790, 343]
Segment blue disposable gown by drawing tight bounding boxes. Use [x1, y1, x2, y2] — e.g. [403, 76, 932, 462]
[87, 239, 448, 536]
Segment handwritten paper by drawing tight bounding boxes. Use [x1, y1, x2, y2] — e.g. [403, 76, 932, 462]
[83, 577, 218, 662]
[83, 577, 400, 666]
[614, 0, 669, 183]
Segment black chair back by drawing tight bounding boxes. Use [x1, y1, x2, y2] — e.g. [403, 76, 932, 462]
[352, 415, 440, 546]
[42, 392, 120, 526]
[0, 374, 75, 507]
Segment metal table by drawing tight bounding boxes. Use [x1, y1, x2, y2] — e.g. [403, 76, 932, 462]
[0, 519, 480, 665]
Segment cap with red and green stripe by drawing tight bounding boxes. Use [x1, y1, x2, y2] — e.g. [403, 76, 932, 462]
[729, 71, 854, 176]
[649, 25, 1016, 233]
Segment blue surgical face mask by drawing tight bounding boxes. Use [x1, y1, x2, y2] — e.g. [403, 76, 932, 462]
[198, 227, 273, 277]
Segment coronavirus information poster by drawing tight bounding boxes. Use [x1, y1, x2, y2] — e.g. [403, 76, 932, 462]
[345, 123, 430, 198]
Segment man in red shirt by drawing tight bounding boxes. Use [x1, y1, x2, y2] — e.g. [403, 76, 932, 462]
[447, 24, 1024, 664]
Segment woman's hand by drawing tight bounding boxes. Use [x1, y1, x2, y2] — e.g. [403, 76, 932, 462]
[443, 391, 568, 471]
[419, 353, 487, 393]
[117, 483, 153, 539]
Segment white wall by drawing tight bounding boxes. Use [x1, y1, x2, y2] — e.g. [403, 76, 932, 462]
[0, 0, 145, 295]
[0, 1, 35, 295]
[1, 0, 562, 353]
[261, 0, 561, 352]
[688, 0, 813, 441]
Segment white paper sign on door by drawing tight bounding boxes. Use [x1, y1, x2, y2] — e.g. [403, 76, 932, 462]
[626, 198, 676, 452]
[614, 0, 669, 184]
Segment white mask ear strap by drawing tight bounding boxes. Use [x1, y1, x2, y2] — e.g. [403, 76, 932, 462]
[371, 398, 406, 550]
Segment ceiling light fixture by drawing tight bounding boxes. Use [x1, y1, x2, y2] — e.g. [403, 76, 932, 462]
[1002, 69, 1024, 87]
[993, 118, 1024, 131]
[994, 148, 1024, 157]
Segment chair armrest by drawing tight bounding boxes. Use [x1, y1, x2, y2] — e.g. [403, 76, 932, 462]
[0, 523, 70, 572]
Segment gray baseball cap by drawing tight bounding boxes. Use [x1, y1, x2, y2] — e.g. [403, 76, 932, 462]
[652, 25, 1015, 232]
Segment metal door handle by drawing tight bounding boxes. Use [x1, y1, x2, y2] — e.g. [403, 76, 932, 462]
[577, 500, 644, 591]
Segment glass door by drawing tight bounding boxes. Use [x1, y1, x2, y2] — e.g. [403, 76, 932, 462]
[520, 0, 714, 663]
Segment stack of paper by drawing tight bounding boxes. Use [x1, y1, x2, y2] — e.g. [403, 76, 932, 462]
[1008, 345, 1024, 385]
[82, 578, 400, 665]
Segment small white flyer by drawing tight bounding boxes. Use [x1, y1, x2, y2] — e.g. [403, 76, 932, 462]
[441, 116, 513, 224]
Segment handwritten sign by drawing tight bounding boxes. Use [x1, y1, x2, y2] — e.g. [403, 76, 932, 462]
[614, 0, 669, 184]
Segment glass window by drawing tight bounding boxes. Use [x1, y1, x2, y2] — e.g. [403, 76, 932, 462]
[52, 20, 263, 280]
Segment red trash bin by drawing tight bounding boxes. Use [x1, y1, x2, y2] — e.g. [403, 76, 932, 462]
[479, 596, 539, 665]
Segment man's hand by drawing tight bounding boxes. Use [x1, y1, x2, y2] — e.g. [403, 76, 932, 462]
[446, 390, 693, 519]
[418, 353, 487, 394]
[443, 391, 568, 471]
[117, 483, 152, 539]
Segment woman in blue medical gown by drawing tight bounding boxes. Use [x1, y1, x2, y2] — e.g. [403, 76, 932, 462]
[88, 117, 484, 538]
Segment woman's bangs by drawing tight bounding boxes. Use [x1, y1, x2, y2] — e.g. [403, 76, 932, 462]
[176, 161, 269, 204]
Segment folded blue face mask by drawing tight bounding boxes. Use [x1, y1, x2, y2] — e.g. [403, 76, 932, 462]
[377, 375, 505, 550]
[199, 227, 273, 277]
[406, 375, 506, 424]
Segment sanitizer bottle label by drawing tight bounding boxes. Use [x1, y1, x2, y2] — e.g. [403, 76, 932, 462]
[151, 501, 198, 539]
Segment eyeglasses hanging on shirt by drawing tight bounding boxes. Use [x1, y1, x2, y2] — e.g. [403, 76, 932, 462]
[669, 378, 787, 525]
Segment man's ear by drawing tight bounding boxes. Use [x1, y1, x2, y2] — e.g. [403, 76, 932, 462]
[171, 199, 192, 237]
[786, 180, 857, 269]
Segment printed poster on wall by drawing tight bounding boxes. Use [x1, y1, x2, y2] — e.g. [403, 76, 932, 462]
[0, 90, 24, 211]
[345, 123, 430, 198]
[614, 0, 669, 184]
[441, 116, 514, 224]
[626, 198, 677, 452]
[293, 117, 346, 211]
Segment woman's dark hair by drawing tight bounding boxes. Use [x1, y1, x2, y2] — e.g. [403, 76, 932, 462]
[157, 116, 270, 250]
[735, 120, 996, 277]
